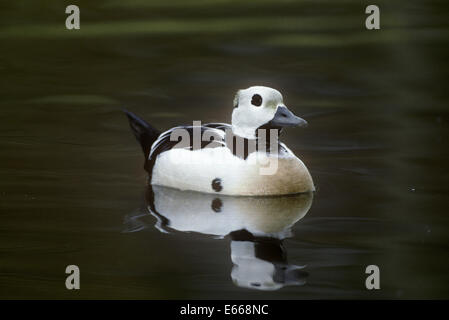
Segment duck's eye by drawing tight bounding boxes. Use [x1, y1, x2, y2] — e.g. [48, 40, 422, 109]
[251, 94, 262, 107]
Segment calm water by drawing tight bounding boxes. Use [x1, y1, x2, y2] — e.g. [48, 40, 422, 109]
[1, 0, 448, 299]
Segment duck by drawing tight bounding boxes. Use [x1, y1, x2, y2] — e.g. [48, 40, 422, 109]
[125, 86, 314, 196]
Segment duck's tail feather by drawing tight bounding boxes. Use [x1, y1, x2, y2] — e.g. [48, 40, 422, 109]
[124, 109, 161, 159]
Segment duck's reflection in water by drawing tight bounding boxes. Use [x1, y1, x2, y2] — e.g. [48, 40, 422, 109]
[126, 185, 313, 291]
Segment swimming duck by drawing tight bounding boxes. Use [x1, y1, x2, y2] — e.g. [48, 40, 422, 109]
[125, 86, 314, 196]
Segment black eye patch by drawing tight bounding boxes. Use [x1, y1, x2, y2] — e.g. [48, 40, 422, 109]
[251, 94, 262, 107]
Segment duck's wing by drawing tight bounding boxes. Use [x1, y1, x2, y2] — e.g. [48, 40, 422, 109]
[145, 123, 229, 174]
[203, 122, 232, 131]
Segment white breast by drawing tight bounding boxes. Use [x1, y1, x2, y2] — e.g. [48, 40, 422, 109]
[151, 146, 315, 196]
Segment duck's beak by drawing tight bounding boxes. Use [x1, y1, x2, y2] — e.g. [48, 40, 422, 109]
[270, 105, 308, 128]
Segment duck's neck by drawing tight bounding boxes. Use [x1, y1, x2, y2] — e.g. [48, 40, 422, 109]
[226, 128, 282, 160]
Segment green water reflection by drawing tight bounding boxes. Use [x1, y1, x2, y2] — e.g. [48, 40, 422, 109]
[0, 0, 448, 299]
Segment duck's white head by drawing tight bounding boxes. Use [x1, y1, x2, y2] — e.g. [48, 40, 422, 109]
[231, 86, 307, 139]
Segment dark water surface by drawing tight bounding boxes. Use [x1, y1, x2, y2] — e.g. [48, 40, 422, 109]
[1, 1, 448, 299]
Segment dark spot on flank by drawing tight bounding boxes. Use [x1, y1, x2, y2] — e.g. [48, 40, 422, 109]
[211, 178, 222, 192]
[211, 198, 223, 212]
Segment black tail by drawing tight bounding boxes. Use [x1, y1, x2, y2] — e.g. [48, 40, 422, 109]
[124, 109, 161, 159]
